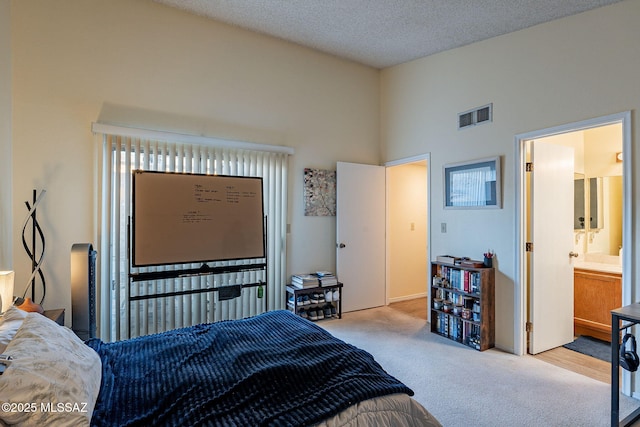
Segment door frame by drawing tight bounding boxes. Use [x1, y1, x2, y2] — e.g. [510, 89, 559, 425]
[385, 153, 432, 317]
[514, 111, 632, 357]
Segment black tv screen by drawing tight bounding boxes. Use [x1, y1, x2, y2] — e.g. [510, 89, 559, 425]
[131, 171, 265, 267]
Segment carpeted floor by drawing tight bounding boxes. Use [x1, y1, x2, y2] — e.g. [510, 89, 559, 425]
[563, 335, 611, 362]
[319, 305, 640, 427]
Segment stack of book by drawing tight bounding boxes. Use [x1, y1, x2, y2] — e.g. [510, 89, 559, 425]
[291, 272, 339, 288]
[316, 271, 338, 286]
[291, 274, 320, 289]
[436, 255, 460, 265]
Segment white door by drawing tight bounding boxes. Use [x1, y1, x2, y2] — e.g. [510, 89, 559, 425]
[336, 162, 386, 312]
[529, 141, 575, 354]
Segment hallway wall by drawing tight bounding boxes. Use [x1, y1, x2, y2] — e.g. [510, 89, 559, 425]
[387, 162, 427, 301]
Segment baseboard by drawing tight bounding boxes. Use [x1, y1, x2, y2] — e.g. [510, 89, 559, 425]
[388, 292, 427, 304]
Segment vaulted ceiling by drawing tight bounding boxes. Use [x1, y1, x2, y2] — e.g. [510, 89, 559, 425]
[154, 0, 623, 68]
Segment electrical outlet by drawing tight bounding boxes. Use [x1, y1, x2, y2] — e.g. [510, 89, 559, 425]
[441, 222, 447, 233]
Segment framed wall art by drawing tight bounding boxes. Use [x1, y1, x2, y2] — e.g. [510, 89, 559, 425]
[443, 156, 501, 209]
[303, 168, 336, 216]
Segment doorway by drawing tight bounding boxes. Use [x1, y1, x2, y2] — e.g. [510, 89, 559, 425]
[514, 112, 633, 355]
[527, 124, 624, 354]
[385, 155, 430, 315]
[514, 112, 633, 392]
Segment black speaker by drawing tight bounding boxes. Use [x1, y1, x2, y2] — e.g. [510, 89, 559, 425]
[619, 333, 639, 372]
[71, 243, 97, 341]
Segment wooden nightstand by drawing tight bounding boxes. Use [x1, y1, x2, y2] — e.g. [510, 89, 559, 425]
[43, 309, 65, 326]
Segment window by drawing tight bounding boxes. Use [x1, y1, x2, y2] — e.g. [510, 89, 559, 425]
[97, 131, 289, 341]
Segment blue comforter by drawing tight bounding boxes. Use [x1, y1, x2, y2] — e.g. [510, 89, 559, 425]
[87, 310, 413, 426]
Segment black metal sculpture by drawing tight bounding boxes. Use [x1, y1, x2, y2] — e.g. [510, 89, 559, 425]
[21, 189, 46, 304]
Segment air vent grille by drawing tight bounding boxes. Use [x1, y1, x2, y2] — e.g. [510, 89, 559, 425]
[458, 103, 493, 129]
[476, 106, 491, 123]
[459, 112, 474, 128]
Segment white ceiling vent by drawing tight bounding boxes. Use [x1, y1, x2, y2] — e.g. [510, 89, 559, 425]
[458, 103, 492, 130]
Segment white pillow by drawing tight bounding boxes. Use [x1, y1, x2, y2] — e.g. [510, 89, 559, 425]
[0, 306, 28, 353]
[0, 313, 102, 427]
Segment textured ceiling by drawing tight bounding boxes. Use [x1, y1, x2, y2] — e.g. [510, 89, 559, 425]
[154, 0, 623, 69]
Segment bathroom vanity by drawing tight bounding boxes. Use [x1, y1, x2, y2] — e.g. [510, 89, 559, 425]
[573, 262, 621, 342]
[572, 172, 623, 343]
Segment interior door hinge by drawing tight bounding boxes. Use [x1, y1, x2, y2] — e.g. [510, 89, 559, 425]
[526, 242, 533, 252]
[526, 162, 533, 172]
[526, 322, 533, 332]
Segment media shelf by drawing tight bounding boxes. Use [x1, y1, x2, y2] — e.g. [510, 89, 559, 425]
[430, 262, 495, 351]
[286, 283, 342, 321]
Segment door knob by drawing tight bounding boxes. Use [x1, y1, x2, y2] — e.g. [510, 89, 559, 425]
[337, 243, 346, 248]
[569, 251, 579, 258]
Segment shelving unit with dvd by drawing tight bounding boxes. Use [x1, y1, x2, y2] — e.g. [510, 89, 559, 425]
[430, 261, 494, 351]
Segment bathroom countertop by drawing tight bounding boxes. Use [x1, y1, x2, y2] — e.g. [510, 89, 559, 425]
[573, 261, 622, 274]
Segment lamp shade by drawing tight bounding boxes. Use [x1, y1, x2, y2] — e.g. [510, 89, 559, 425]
[0, 271, 15, 314]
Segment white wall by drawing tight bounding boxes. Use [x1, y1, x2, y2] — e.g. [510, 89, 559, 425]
[9, 0, 380, 317]
[381, 0, 640, 351]
[0, 0, 11, 271]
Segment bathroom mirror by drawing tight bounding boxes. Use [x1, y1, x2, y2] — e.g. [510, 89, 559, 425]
[574, 174, 585, 230]
[574, 176, 603, 231]
[575, 174, 622, 255]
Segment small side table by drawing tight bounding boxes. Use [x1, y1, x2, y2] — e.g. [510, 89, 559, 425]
[611, 303, 640, 427]
[43, 309, 65, 326]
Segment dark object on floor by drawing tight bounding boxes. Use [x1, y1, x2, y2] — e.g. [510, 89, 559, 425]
[563, 335, 611, 363]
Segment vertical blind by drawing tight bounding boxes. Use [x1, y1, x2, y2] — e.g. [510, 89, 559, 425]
[98, 131, 289, 341]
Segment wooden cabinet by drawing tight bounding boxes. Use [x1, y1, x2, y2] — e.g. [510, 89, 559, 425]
[574, 268, 621, 342]
[430, 262, 495, 351]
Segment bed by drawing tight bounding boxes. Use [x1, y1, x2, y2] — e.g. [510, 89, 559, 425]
[0, 307, 440, 426]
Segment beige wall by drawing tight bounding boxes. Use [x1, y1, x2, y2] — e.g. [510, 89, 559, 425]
[8, 0, 640, 351]
[607, 176, 624, 255]
[9, 0, 380, 315]
[0, 0, 11, 270]
[387, 162, 427, 301]
[381, 0, 640, 351]
[584, 125, 623, 256]
[584, 124, 623, 178]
